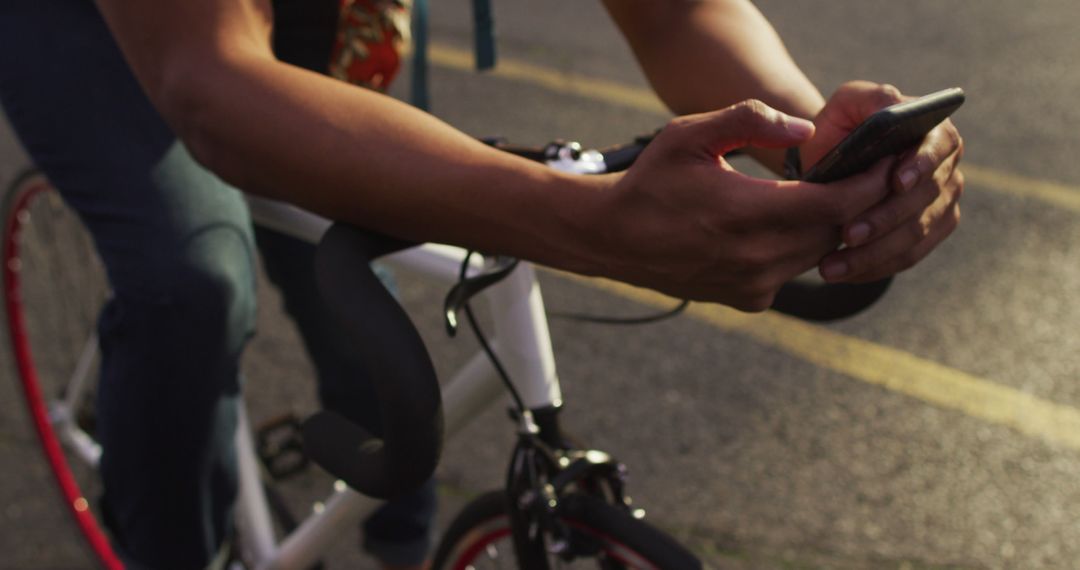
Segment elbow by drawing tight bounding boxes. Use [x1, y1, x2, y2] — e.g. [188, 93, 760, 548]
[153, 53, 251, 186]
[156, 64, 223, 174]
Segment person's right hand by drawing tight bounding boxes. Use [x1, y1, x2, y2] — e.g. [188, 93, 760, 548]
[588, 100, 894, 310]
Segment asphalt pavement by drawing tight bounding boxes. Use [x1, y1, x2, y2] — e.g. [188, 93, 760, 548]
[2, 1, 1079, 569]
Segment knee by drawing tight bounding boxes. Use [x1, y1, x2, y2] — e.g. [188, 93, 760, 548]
[168, 226, 257, 349]
[105, 225, 257, 354]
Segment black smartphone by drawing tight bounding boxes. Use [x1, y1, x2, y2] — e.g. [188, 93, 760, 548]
[801, 87, 965, 183]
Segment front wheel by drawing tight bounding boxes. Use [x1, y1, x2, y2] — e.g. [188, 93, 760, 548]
[432, 490, 701, 570]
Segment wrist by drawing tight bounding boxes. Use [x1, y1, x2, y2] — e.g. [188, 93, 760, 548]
[524, 171, 618, 276]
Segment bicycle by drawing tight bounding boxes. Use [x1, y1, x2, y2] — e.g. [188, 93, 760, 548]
[2, 134, 887, 569]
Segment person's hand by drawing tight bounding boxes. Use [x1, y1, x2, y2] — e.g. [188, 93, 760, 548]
[802, 81, 965, 284]
[589, 100, 893, 310]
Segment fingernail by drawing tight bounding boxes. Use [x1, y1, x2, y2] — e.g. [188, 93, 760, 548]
[786, 116, 815, 138]
[899, 168, 918, 192]
[821, 260, 848, 280]
[847, 222, 872, 245]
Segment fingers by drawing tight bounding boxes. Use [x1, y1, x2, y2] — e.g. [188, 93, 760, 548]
[664, 99, 815, 159]
[821, 165, 964, 283]
[820, 81, 907, 130]
[891, 118, 963, 194]
[842, 148, 961, 247]
[756, 157, 895, 228]
[840, 122, 963, 247]
[799, 81, 909, 185]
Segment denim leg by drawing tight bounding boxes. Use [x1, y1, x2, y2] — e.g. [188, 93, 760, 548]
[91, 143, 256, 570]
[1, 2, 256, 568]
[256, 228, 437, 566]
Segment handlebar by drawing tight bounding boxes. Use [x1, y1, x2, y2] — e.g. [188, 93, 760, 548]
[301, 133, 890, 499]
[301, 226, 442, 499]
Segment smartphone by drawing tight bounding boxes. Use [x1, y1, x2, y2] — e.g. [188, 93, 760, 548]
[801, 87, 965, 183]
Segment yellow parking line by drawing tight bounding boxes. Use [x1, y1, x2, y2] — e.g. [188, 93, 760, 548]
[558, 274, 1080, 451]
[427, 42, 1080, 214]
[426, 43, 667, 115]
[962, 164, 1080, 214]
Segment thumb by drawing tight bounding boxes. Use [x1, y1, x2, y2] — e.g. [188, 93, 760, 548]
[680, 99, 815, 157]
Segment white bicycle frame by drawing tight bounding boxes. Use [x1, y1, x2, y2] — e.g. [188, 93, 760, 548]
[229, 196, 565, 570]
[33, 144, 611, 569]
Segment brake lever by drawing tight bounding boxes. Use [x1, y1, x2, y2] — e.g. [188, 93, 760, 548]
[443, 254, 519, 336]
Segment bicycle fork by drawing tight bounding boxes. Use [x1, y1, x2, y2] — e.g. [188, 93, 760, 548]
[504, 406, 643, 569]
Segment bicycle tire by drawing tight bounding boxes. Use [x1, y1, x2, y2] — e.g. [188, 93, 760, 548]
[2, 170, 122, 569]
[432, 490, 702, 570]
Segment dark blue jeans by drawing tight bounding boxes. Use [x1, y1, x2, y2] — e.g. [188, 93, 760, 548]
[0, 1, 434, 568]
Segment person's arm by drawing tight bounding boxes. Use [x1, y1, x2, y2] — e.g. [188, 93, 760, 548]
[95, 0, 601, 273]
[604, 0, 965, 284]
[602, 0, 824, 172]
[92, 0, 891, 309]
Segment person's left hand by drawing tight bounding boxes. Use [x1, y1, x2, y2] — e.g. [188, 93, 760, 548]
[799, 81, 965, 284]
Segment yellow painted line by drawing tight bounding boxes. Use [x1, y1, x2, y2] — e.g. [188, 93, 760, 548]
[553, 271, 1080, 451]
[426, 42, 1080, 213]
[425, 42, 667, 115]
[962, 163, 1080, 214]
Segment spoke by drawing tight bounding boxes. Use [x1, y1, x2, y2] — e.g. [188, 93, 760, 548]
[482, 542, 503, 569]
[63, 333, 99, 412]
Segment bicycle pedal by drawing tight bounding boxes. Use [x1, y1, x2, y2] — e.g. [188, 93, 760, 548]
[255, 413, 310, 480]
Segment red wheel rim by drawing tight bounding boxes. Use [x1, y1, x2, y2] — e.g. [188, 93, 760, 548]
[446, 513, 659, 569]
[3, 175, 123, 570]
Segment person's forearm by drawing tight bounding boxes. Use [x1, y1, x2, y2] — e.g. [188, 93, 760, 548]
[94, 0, 609, 274]
[173, 55, 606, 268]
[604, 0, 824, 172]
[91, 0, 920, 309]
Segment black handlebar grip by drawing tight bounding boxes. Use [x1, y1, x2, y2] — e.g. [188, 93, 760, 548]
[770, 277, 893, 322]
[301, 223, 444, 499]
[601, 144, 646, 173]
